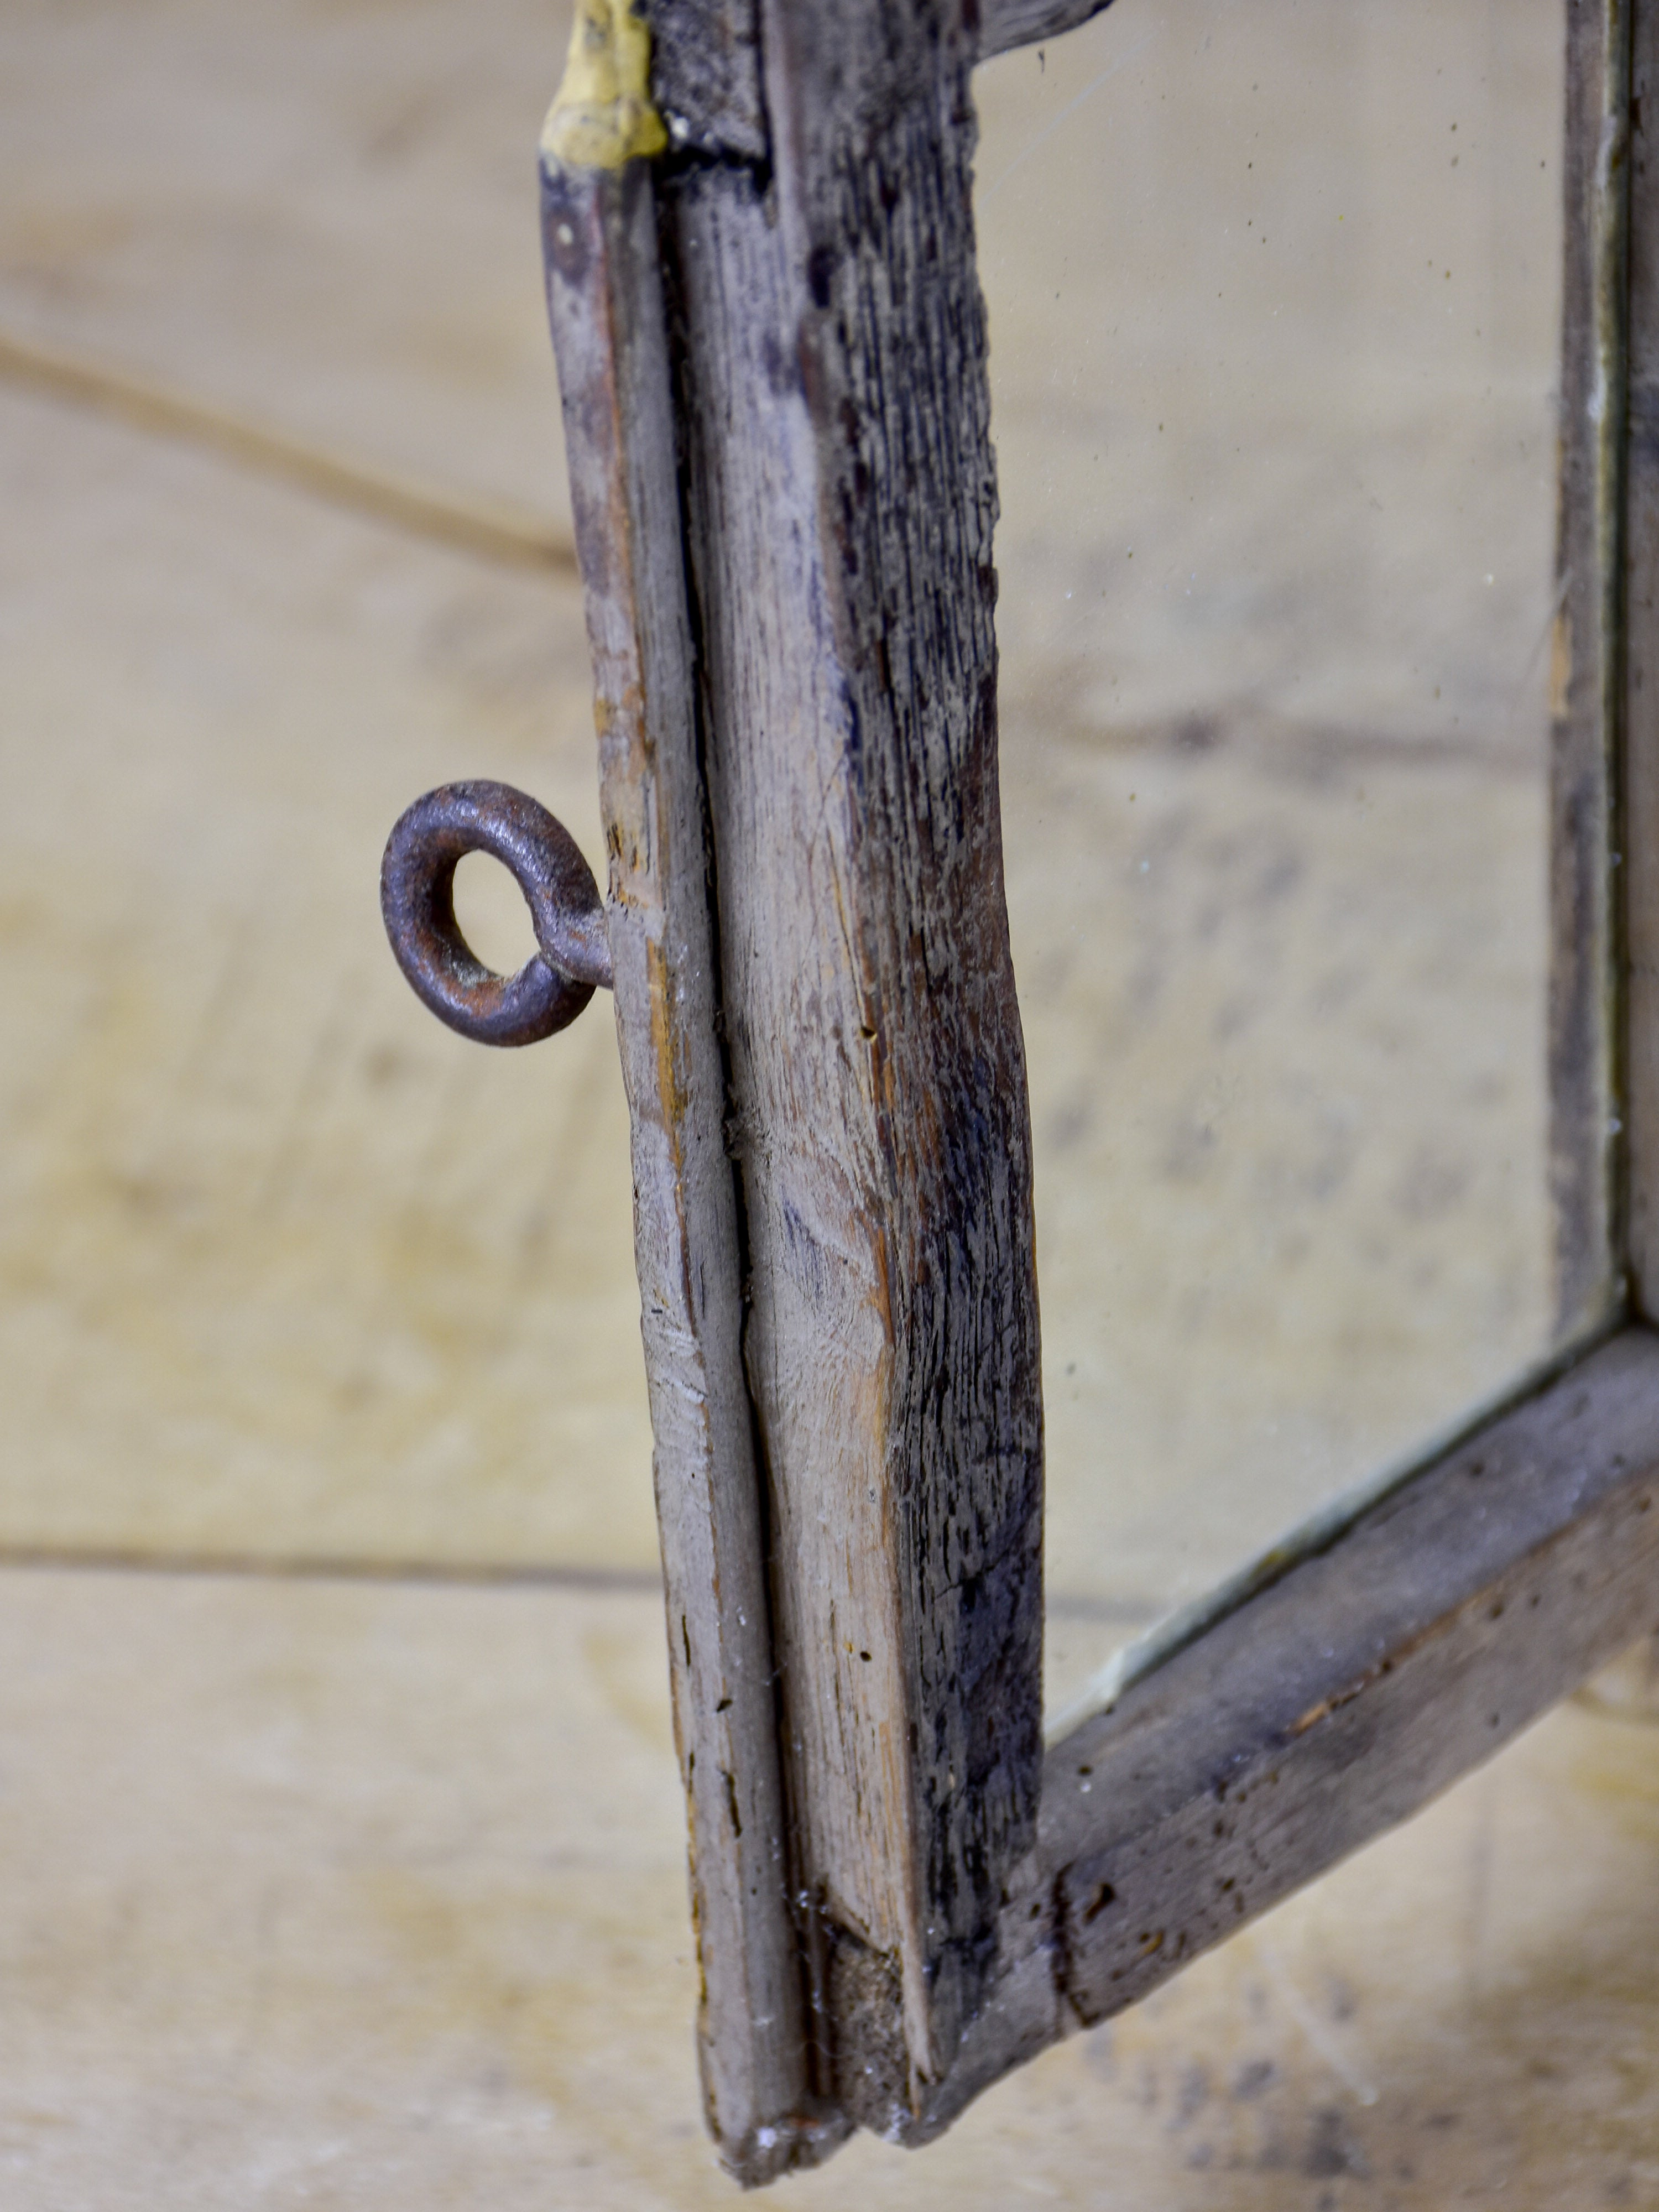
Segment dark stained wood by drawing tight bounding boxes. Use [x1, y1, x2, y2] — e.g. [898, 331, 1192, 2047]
[539, 148, 839, 2185]
[1551, 0, 1629, 1339]
[656, 0, 1045, 2131]
[1625, 0, 1659, 1312]
[645, 0, 766, 159]
[909, 1325, 1659, 2138]
[648, 0, 1121, 126]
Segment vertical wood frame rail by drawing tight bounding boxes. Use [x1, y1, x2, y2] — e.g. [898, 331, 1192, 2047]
[540, 0, 1659, 2183]
[1629, 0, 1659, 1301]
[1555, 0, 1630, 1333]
[540, 151, 832, 2180]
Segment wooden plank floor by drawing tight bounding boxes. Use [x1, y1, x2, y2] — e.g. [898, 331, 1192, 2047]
[0, 1565, 1653, 2207]
[2, 0, 1650, 2197]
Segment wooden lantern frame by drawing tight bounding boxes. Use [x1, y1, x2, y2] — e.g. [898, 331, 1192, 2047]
[539, 0, 1659, 2182]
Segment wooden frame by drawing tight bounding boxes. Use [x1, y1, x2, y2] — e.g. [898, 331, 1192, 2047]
[539, 0, 1659, 2184]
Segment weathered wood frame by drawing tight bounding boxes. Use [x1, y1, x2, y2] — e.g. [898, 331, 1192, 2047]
[540, 0, 1659, 2185]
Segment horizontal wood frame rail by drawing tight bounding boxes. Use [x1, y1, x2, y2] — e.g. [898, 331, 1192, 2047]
[913, 1324, 1659, 2139]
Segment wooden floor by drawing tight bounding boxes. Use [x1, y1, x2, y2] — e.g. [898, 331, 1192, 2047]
[0, 1567, 1654, 2207]
[1, 0, 1653, 2199]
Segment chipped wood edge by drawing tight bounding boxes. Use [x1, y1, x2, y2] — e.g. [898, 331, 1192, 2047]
[901, 1323, 1659, 2142]
[539, 151, 845, 2187]
[977, 0, 1115, 63]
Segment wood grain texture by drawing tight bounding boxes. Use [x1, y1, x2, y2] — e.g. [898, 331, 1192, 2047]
[646, 0, 766, 159]
[909, 1325, 1659, 2140]
[1551, 0, 1627, 1338]
[1625, 0, 1659, 1312]
[539, 154, 839, 2184]
[646, 0, 1124, 135]
[658, 0, 1044, 2131]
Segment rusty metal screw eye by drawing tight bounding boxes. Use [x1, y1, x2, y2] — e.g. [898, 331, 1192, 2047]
[380, 780, 613, 1047]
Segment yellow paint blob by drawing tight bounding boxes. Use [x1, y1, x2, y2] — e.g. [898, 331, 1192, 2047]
[541, 0, 667, 171]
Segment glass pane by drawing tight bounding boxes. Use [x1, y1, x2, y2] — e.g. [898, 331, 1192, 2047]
[975, 0, 1567, 1721]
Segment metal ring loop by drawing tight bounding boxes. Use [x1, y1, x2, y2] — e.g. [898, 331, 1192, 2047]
[380, 781, 613, 1047]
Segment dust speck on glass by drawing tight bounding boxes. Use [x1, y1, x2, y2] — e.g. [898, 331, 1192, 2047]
[973, 0, 1564, 1725]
